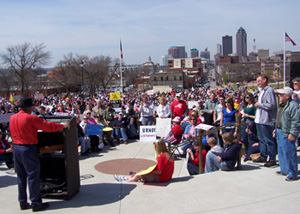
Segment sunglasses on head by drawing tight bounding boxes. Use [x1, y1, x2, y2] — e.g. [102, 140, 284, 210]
[245, 96, 250, 99]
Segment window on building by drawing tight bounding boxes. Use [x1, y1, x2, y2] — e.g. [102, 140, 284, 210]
[166, 76, 168, 81]
[180, 76, 182, 80]
[174, 76, 177, 80]
[161, 76, 163, 81]
[154, 77, 157, 81]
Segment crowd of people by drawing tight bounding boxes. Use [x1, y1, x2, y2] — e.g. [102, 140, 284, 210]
[1, 75, 300, 210]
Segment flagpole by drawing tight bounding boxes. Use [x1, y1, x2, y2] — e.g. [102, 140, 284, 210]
[120, 40, 123, 94]
[284, 31, 286, 87]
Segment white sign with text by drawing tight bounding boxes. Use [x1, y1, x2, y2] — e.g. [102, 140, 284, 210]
[139, 126, 156, 142]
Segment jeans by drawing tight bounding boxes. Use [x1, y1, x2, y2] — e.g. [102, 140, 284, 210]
[241, 125, 249, 152]
[187, 162, 199, 175]
[276, 129, 298, 178]
[114, 128, 128, 141]
[205, 150, 229, 173]
[13, 145, 42, 205]
[256, 123, 277, 161]
[142, 116, 153, 125]
[78, 136, 90, 153]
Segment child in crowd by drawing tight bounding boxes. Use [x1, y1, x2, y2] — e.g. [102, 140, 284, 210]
[186, 140, 207, 175]
[207, 137, 224, 153]
[114, 138, 174, 183]
[205, 133, 241, 173]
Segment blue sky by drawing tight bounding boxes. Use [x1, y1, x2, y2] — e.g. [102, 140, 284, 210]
[0, 0, 299, 67]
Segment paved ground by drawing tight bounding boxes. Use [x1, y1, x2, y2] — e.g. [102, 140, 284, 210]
[1, 140, 300, 213]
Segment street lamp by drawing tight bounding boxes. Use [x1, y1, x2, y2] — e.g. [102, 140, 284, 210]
[80, 60, 85, 95]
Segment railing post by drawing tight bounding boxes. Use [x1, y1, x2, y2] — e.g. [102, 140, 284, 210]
[236, 114, 242, 169]
[198, 129, 203, 174]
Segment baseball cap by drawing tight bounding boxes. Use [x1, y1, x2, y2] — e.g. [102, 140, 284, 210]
[276, 87, 293, 96]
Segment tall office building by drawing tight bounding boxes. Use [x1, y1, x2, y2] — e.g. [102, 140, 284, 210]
[222, 35, 232, 56]
[161, 55, 173, 66]
[200, 48, 210, 60]
[236, 27, 247, 60]
[190, 48, 199, 58]
[217, 44, 222, 55]
[168, 46, 186, 58]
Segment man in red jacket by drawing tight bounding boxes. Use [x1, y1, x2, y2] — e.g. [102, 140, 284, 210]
[10, 98, 69, 212]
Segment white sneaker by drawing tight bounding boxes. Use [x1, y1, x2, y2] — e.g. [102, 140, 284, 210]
[177, 147, 184, 155]
[114, 175, 128, 182]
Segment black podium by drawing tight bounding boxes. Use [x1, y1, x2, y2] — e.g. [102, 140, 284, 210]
[37, 116, 80, 200]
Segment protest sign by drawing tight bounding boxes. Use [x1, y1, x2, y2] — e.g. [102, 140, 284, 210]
[140, 126, 156, 142]
[156, 118, 171, 138]
[188, 101, 198, 109]
[86, 124, 103, 135]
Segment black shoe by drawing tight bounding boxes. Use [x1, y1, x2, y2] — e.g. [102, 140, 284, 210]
[285, 177, 298, 182]
[32, 203, 49, 212]
[20, 203, 30, 210]
[253, 157, 266, 163]
[81, 152, 89, 156]
[276, 171, 288, 176]
[264, 161, 276, 167]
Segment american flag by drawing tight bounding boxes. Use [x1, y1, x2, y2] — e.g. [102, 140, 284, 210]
[285, 32, 296, 46]
[120, 40, 123, 59]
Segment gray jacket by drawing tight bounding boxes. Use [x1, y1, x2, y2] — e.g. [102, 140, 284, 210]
[276, 99, 300, 138]
[255, 85, 277, 125]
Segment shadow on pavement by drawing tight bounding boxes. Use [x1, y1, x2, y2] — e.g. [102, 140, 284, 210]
[0, 175, 17, 188]
[45, 183, 136, 210]
[239, 164, 261, 171]
[144, 176, 194, 187]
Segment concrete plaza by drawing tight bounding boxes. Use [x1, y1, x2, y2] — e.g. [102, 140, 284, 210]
[1, 140, 300, 213]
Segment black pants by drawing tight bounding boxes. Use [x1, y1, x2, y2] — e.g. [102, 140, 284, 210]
[89, 135, 99, 151]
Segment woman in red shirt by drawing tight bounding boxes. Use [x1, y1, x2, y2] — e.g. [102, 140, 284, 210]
[115, 139, 174, 183]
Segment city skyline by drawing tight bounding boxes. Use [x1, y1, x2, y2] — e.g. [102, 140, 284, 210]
[0, 0, 299, 67]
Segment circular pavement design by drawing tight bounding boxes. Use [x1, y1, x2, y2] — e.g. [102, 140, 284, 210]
[94, 158, 156, 175]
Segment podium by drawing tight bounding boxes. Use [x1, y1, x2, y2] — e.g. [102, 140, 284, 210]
[37, 116, 80, 200]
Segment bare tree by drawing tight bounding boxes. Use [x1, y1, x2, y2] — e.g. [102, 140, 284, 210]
[85, 56, 120, 93]
[0, 42, 51, 96]
[0, 69, 16, 97]
[51, 53, 88, 94]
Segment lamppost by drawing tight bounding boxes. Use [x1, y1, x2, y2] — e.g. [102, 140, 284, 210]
[80, 60, 85, 95]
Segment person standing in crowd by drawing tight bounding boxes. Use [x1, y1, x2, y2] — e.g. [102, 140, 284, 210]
[292, 77, 300, 104]
[10, 98, 69, 212]
[203, 93, 217, 125]
[253, 75, 277, 167]
[170, 93, 188, 119]
[104, 103, 116, 127]
[92, 100, 104, 116]
[139, 97, 154, 125]
[77, 116, 90, 156]
[274, 87, 300, 181]
[213, 94, 226, 147]
[157, 96, 171, 118]
[241, 93, 256, 153]
[219, 97, 238, 137]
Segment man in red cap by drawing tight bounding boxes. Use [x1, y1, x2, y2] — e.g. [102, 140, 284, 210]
[10, 98, 69, 212]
